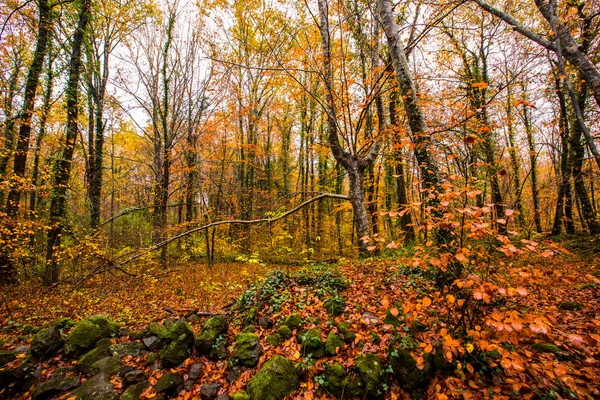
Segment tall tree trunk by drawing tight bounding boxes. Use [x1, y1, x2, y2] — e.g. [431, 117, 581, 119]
[505, 83, 524, 225]
[0, 60, 21, 181]
[5, 0, 52, 217]
[45, 0, 91, 285]
[520, 88, 542, 233]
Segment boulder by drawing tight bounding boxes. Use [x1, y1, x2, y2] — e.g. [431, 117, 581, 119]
[266, 333, 281, 347]
[299, 329, 325, 358]
[123, 370, 146, 385]
[324, 297, 345, 316]
[120, 381, 149, 400]
[87, 316, 120, 338]
[65, 321, 103, 357]
[325, 332, 344, 356]
[388, 347, 432, 391]
[226, 366, 242, 384]
[77, 345, 111, 374]
[188, 363, 204, 381]
[320, 362, 348, 398]
[159, 321, 195, 368]
[90, 356, 121, 376]
[31, 325, 64, 359]
[155, 372, 182, 395]
[354, 353, 385, 398]
[276, 325, 292, 340]
[246, 355, 299, 400]
[558, 301, 584, 311]
[257, 317, 274, 329]
[531, 342, 563, 355]
[282, 314, 302, 330]
[195, 315, 228, 355]
[70, 372, 118, 400]
[336, 322, 356, 344]
[31, 376, 81, 400]
[109, 342, 142, 357]
[51, 318, 75, 329]
[22, 325, 42, 335]
[232, 333, 262, 368]
[0, 350, 16, 367]
[199, 382, 221, 400]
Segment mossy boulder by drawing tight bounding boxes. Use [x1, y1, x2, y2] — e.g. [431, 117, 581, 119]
[229, 392, 249, 400]
[383, 310, 400, 327]
[70, 372, 117, 400]
[32, 375, 81, 400]
[155, 372, 182, 394]
[22, 325, 43, 335]
[354, 353, 385, 399]
[87, 316, 120, 338]
[77, 345, 111, 374]
[325, 332, 344, 356]
[52, 318, 75, 329]
[299, 329, 325, 359]
[558, 301, 584, 311]
[336, 322, 356, 344]
[388, 347, 432, 391]
[432, 346, 456, 375]
[320, 362, 348, 398]
[31, 325, 64, 359]
[65, 321, 104, 357]
[90, 356, 121, 376]
[266, 333, 281, 347]
[159, 321, 195, 368]
[282, 314, 302, 330]
[531, 343, 563, 355]
[247, 355, 299, 400]
[0, 351, 16, 368]
[120, 381, 150, 400]
[232, 333, 262, 367]
[324, 297, 345, 316]
[109, 342, 142, 357]
[195, 315, 228, 355]
[276, 325, 292, 340]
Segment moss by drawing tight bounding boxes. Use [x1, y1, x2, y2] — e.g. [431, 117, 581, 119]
[51, 317, 75, 329]
[336, 322, 356, 344]
[119, 381, 150, 400]
[558, 301, 584, 311]
[320, 362, 347, 398]
[77, 346, 111, 374]
[65, 320, 103, 357]
[146, 322, 167, 338]
[531, 343, 562, 355]
[30, 325, 64, 359]
[324, 297, 345, 316]
[155, 372, 182, 393]
[195, 315, 228, 354]
[325, 332, 344, 356]
[159, 322, 195, 368]
[247, 355, 299, 400]
[355, 353, 385, 398]
[232, 333, 262, 368]
[388, 347, 432, 391]
[31, 376, 81, 400]
[229, 392, 249, 400]
[145, 352, 159, 366]
[87, 315, 120, 338]
[22, 325, 42, 335]
[383, 310, 400, 327]
[282, 313, 302, 330]
[276, 325, 292, 340]
[90, 356, 121, 376]
[299, 329, 325, 359]
[266, 333, 281, 347]
[432, 346, 456, 375]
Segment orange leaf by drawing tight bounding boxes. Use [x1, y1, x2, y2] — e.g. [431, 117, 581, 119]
[390, 307, 399, 317]
[516, 286, 528, 296]
[423, 297, 432, 307]
[424, 344, 433, 353]
[472, 82, 488, 89]
[446, 294, 456, 304]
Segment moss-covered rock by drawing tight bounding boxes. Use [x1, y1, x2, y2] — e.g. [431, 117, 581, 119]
[320, 362, 348, 398]
[65, 321, 103, 357]
[70, 372, 117, 400]
[120, 381, 150, 400]
[145, 352, 159, 367]
[109, 342, 142, 357]
[388, 347, 432, 391]
[91, 356, 121, 376]
[276, 325, 292, 340]
[22, 325, 42, 335]
[51, 318, 75, 329]
[155, 372, 182, 394]
[0, 351, 16, 368]
[159, 321, 195, 368]
[77, 345, 111, 374]
[299, 329, 325, 359]
[242, 325, 257, 333]
[531, 343, 563, 355]
[383, 310, 400, 327]
[354, 353, 385, 399]
[558, 301, 584, 311]
[325, 332, 344, 356]
[195, 315, 228, 355]
[246, 355, 299, 400]
[336, 322, 356, 344]
[32, 375, 80, 400]
[87, 316, 120, 338]
[266, 333, 281, 347]
[432, 346, 456, 375]
[282, 314, 302, 330]
[232, 333, 262, 368]
[244, 307, 258, 327]
[229, 392, 249, 400]
[324, 297, 345, 316]
[31, 325, 64, 359]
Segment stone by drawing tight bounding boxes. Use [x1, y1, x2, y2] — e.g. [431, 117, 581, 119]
[361, 312, 381, 327]
[336, 322, 356, 344]
[257, 317, 274, 329]
[32, 376, 81, 400]
[246, 355, 299, 400]
[31, 325, 65, 359]
[195, 315, 228, 355]
[266, 333, 281, 347]
[188, 363, 204, 380]
[155, 372, 182, 394]
[145, 352, 159, 366]
[226, 366, 242, 384]
[187, 314, 200, 323]
[199, 382, 221, 400]
[143, 336, 158, 350]
[388, 346, 432, 391]
[86, 316, 120, 338]
[324, 297, 345, 316]
[383, 310, 400, 327]
[531, 343, 563, 355]
[118, 366, 134, 377]
[109, 342, 142, 357]
[146, 323, 167, 338]
[159, 321, 195, 368]
[51, 318, 75, 329]
[22, 325, 42, 335]
[320, 362, 348, 398]
[0, 351, 16, 367]
[276, 325, 292, 340]
[354, 353, 385, 398]
[120, 381, 149, 400]
[558, 301, 584, 311]
[163, 318, 177, 329]
[325, 332, 344, 356]
[77, 346, 111, 374]
[90, 356, 121, 376]
[70, 372, 118, 400]
[282, 314, 302, 330]
[50, 366, 78, 380]
[209, 340, 228, 361]
[124, 370, 146, 384]
[65, 321, 103, 357]
[242, 325, 257, 333]
[299, 329, 325, 358]
[232, 333, 262, 367]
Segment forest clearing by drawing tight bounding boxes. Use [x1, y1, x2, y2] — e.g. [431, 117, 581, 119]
[1, 0, 600, 398]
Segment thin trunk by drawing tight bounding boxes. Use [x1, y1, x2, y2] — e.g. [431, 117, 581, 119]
[522, 99, 542, 233]
[505, 84, 524, 225]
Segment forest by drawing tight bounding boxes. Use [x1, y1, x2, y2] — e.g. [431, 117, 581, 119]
[0, 0, 599, 399]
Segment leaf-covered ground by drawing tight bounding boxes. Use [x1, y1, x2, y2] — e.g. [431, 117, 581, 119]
[1, 243, 599, 399]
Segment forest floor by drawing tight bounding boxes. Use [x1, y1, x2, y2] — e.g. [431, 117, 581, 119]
[0, 236, 599, 399]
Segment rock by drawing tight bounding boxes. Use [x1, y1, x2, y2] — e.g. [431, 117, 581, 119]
[77, 345, 111, 374]
[200, 382, 221, 400]
[299, 329, 325, 358]
[124, 370, 146, 384]
[336, 322, 356, 344]
[383, 310, 400, 327]
[324, 297, 345, 316]
[232, 333, 262, 367]
[31, 325, 65, 359]
[187, 314, 200, 323]
[242, 325, 257, 333]
[145, 352, 159, 366]
[120, 381, 150, 400]
[531, 343, 563, 355]
[155, 372, 182, 394]
[91, 356, 121, 376]
[87, 316, 120, 338]
[65, 321, 103, 357]
[146, 323, 167, 338]
[70, 372, 118, 400]
[51, 318, 75, 329]
[159, 321, 195, 368]
[50, 366, 78, 380]
[432, 346, 456, 375]
[325, 332, 344, 356]
[129, 330, 145, 340]
[32, 375, 81, 400]
[14, 345, 30, 353]
[361, 312, 381, 327]
[195, 315, 228, 355]
[163, 318, 177, 329]
[246, 355, 299, 400]
[118, 366, 134, 377]
[226, 366, 242, 384]
[388, 347, 432, 391]
[282, 314, 302, 330]
[0, 351, 16, 367]
[276, 325, 292, 340]
[558, 301, 584, 311]
[188, 363, 204, 380]
[266, 333, 281, 347]
[109, 342, 142, 357]
[257, 317, 273, 329]
[209, 340, 228, 361]
[0, 359, 41, 392]
[22, 325, 42, 335]
[354, 353, 385, 398]
[143, 336, 158, 350]
[320, 362, 348, 398]
[229, 393, 249, 400]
